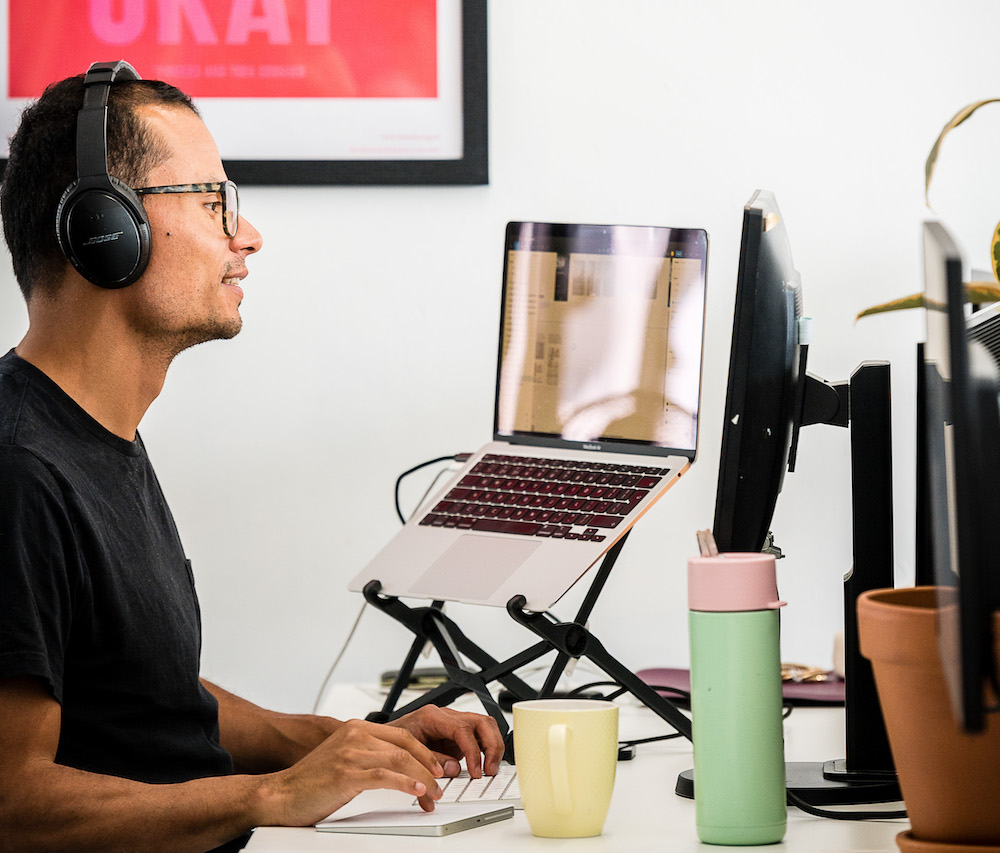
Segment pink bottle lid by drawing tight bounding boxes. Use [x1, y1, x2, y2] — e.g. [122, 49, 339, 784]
[688, 552, 786, 612]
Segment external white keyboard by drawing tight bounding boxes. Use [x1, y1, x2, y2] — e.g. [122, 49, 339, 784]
[418, 764, 521, 808]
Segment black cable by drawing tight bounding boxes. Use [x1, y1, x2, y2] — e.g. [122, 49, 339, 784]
[566, 680, 627, 701]
[621, 732, 684, 747]
[558, 680, 686, 747]
[567, 678, 905, 822]
[568, 680, 689, 747]
[393, 454, 468, 524]
[567, 678, 692, 704]
[787, 790, 907, 822]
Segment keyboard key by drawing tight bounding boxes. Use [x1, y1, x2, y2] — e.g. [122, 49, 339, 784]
[465, 765, 519, 802]
[437, 777, 467, 803]
[471, 519, 541, 536]
[458, 775, 495, 801]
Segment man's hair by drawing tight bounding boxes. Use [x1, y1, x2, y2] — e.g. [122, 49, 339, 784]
[0, 74, 198, 301]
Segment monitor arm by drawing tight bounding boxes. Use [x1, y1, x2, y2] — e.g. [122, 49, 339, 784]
[788, 345, 849, 474]
[801, 373, 849, 428]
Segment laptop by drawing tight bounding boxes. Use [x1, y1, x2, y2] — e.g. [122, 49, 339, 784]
[349, 222, 708, 611]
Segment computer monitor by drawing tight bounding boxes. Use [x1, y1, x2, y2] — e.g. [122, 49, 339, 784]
[713, 190, 842, 553]
[704, 189, 898, 802]
[921, 220, 1000, 733]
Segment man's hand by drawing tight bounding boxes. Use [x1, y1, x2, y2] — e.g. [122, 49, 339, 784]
[205, 680, 504, 827]
[259, 719, 444, 826]
[258, 707, 504, 828]
[388, 705, 504, 780]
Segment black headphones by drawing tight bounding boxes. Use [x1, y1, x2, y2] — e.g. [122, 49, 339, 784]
[55, 60, 151, 289]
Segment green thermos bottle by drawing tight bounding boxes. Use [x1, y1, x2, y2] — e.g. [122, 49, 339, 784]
[688, 552, 787, 845]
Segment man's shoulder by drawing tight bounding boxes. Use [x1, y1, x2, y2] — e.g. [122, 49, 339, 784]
[0, 355, 84, 487]
[0, 444, 65, 528]
[0, 351, 32, 446]
[0, 443, 60, 484]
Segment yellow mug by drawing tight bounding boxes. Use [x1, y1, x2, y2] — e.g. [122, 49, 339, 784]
[512, 698, 619, 837]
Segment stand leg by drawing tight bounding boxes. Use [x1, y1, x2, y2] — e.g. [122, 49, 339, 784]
[536, 533, 631, 698]
[506, 596, 693, 740]
[388, 638, 554, 716]
[363, 581, 537, 703]
[417, 608, 511, 741]
[376, 601, 444, 718]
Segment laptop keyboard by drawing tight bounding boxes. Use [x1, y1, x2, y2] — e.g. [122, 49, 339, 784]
[418, 453, 669, 541]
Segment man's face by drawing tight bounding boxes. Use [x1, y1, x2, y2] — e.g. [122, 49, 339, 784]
[120, 104, 263, 357]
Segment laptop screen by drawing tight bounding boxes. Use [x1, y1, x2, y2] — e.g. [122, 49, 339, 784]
[495, 222, 707, 459]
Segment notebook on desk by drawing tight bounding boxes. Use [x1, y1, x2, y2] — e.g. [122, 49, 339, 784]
[349, 221, 708, 612]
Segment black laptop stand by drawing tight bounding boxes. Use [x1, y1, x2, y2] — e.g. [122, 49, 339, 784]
[362, 531, 693, 760]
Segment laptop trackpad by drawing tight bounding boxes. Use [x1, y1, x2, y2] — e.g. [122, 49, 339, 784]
[409, 535, 541, 602]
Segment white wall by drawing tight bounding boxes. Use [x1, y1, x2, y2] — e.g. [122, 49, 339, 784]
[2, 0, 999, 714]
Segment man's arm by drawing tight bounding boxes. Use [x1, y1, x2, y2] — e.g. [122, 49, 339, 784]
[203, 679, 339, 773]
[0, 676, 452, 853]
[203, 679, 505, 780]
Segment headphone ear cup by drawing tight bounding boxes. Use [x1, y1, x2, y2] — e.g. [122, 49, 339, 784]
[56, 175, 151, 289]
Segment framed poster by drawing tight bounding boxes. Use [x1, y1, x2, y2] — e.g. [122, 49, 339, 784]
[2, 0, 488, 185]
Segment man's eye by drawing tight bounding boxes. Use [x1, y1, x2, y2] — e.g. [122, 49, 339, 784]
[206, 201, 222, 212]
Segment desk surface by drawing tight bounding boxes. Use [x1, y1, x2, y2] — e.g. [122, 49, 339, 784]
[244, 684, 908, 852]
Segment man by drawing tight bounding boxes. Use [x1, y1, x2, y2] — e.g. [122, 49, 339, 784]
[0, 65, 502, 853]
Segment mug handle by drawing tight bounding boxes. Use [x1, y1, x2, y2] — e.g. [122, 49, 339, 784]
[549, 723, 573, 815]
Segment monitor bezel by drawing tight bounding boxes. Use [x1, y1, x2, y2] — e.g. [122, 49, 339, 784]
[712, 190, 803, 552]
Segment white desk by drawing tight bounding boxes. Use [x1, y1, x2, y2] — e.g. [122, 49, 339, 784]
[244, 684, 908, 852]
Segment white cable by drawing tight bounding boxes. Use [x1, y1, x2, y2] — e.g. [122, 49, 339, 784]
[312, 599, 368, 715]
[312, 459, 457, 715]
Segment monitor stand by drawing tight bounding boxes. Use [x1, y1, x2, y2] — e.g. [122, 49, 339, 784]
[815, 362, 899, 799]
[676, 361, 901, 805]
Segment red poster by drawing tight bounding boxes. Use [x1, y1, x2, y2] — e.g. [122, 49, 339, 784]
[9, 0, 437, 99]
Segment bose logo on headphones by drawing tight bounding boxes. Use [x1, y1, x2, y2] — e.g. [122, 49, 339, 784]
[83, 232, 125, 246]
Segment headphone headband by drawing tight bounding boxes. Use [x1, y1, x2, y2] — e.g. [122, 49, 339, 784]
[76, 61, 140, 179]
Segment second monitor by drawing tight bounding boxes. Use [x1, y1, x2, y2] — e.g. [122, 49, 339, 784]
[708, 189, 898, 802]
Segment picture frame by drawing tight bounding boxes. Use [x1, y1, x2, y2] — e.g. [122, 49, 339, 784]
[0, 0, 488, 187]
[226, 0, 488, 186]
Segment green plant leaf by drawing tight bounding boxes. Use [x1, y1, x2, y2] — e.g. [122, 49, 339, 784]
[926, 98, 1000, 207]
[855, 282, 1000, 321]
[993, 220, 1000, 283]
[856, 294, 937, 320]
[966, 281, 1000, 303]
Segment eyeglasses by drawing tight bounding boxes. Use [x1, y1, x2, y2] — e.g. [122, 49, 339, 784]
[134, 180, 239, 238]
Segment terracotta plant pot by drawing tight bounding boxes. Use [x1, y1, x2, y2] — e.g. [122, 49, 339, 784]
[857, 586, 1000, 852]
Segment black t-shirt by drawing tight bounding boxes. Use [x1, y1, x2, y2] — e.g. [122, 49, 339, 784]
[0, 350, 248, 849]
